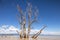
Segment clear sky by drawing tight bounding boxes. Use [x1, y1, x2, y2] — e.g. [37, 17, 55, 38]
[0, 0, 60, 35]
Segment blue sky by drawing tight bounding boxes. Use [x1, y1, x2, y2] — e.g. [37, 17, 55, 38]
[0, 0, 60, 34]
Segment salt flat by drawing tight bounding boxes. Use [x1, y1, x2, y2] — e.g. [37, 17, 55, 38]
[0, 35, 60, 40]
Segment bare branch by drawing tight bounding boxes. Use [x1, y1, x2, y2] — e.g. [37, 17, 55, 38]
[17, 4, 27, 38]
[27, 3, 32, 35]
[17, 4, 23, 14]
[16, 15, 21, 24]
[31, 25, 46, 39]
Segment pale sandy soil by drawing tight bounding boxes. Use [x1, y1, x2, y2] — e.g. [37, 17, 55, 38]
[0, 36, 60, 40]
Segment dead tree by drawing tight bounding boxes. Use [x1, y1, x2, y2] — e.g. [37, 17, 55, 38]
[16, 1, 46, 39]
[17, 2, 38, 38]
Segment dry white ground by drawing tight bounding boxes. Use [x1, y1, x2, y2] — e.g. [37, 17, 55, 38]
[0, 36, 60, 40]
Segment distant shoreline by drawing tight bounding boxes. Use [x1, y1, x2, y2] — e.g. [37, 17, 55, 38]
[0, 34, 60, 36]
[0, 34, 19, 36]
